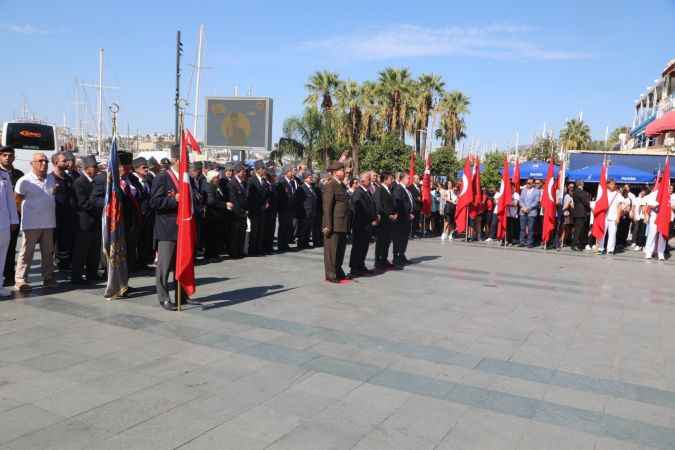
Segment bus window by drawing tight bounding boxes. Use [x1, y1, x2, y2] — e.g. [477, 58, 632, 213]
[4, 123, 56, 151]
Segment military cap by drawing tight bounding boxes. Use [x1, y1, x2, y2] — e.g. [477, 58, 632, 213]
[132, 157, 148, 168]
[326, 161, 345, 172]
[82, 155, 98, 168]
[118, 151, 133, 165]
[160, 158, 171, 167]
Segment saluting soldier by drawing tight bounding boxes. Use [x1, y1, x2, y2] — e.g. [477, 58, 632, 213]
[322, 161, 349, 283]
[71, 156, 102, 285]
[226, 163, 248, 259]
[349, 172, 378, 276]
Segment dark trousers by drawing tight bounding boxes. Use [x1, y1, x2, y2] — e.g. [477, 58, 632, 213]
[573, 217, 588, 249]
[139, 215, 155, 266]
[507, 217, 519, 244]
[324, 232, 347, 280]
[635, 220, 647, 247]
[3, 226, 19, 286]
[278, 212, 293, 250]
[519, 215, 536, 246]
[248, 213, 264, 255]
[55, 218, 74, 269]
[375, 224, 391, 265]
[312, 216, 323, 247]
[262, 211, 276, 253]
[393, 221, 410, 262]
[155, 240, 187, 304]
[617, 217, 630, 247]
[71, 230, 101, 281]
[205, 216, 225, 258]
[228, 217, 246, 258]
[297, 216, 313, 248]
[349, 226, 371, 270]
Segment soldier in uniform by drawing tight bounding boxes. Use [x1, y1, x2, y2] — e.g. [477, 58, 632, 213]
[247, 160, 269, 256]
[322, 161, 349, 283]
[0, 146, 24, 286]
[71, 156, 101, 284]
[349, 172, 378, 276]
[226, 163, 248, 259]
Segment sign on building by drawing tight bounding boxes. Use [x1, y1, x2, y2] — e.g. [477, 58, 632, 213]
[205, 97, 273, 152]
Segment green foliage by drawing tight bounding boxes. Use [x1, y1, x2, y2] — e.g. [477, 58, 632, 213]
[525, 136, 559, 162]
[360, 134, 412, 174]
[481, 150, 506, 188]
[429, 146, 461, 179]
[560, 118, 592, 150]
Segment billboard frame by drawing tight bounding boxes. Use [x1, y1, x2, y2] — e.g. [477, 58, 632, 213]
[204, 96, 273, 152]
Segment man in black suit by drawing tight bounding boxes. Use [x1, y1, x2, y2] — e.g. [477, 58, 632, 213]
[276, 166, 297, 251]
[189, 162, 208, 256]
[51, 151, 77, 270]
[247, 161, 268, 256]
[71, 156, 101, 285]
[392, 172, 414, 266]
[409, 175, 422, 238]
[374, 172, 396, 269]
[149, 145, 196, 310]
[571, 180, 591, 251]
[226, 163, 248, 258]
[262, 166, 277, 254]
[312, 173, 324, 247]
[296, 171, 318, 249]
[129, 157, 154, 270]
[349, 172, 378, 276]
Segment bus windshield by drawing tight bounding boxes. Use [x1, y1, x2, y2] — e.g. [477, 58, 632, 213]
[4, 123, 55, 151]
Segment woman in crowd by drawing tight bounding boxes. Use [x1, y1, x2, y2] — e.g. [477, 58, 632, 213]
[441, 180, 457, 240]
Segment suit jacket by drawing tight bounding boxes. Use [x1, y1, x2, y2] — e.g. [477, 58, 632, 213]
[149, 171, 179, 241]
[519, 187, 541, 217]
[322, 178, 349, 233]
[92, 172, 140, 232]
[205, 183, 228, 221]
[247, 175, 268, 216]
[296, 183, 318, 220]
[73, 175, 101, 232]
[392, 183, 413, 223]
[128, 173, 153, 218]
[410, 184, 422, 213]
[351, 186, 377, 230]
[572, 188, 591, 218]
[227, 176, 248, 220]
[375, 185, 395, 225]
[276, 177, 297, 215]
[192, 174, 208, 216]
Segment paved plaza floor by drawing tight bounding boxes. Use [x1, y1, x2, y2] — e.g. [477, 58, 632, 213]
[0, 239, 674, 449]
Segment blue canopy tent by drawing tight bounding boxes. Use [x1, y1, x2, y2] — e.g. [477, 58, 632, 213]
[498, 161, 560, 180]
[566, 164, 655, 184]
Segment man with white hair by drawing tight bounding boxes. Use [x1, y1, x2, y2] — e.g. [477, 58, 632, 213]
[349, 171, 378, 277]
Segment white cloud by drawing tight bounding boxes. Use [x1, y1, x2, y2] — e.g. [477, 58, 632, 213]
[2, 24, 48, 35]
[300, 24, 589, 61]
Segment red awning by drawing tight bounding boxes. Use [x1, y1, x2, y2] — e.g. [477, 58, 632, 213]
[646, 110, 675, 137]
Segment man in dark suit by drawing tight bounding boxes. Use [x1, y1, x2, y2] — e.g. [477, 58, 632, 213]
[71, 156, 101, 285]
[392, 172, 414, 266]
[189, 162, 208, 256]
[571, 180, 591, 251]
[51, 151, 77, 270]
[247, 161, 268, 256]
[296, 171, 318, 249]
[129, 157, 154, 270]
[410, 175, 422, 238]
[374, 172, 397, 270]
[227, 163, 248, 258]
[262, 166, 277, 254]
[312, 173, 324, 247]
[322, 162, 349, 283]
[276, 166, 297, 251]
[349, 172, 378, 276]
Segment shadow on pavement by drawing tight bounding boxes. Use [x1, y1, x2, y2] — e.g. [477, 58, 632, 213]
[199, 285, 296, 310]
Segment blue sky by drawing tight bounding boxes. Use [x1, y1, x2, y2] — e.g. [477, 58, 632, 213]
[1, 0, 673, 150]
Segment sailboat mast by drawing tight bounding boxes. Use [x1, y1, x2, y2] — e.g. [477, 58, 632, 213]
[193, 24, 204, 139]
[97, 48, 104, 155]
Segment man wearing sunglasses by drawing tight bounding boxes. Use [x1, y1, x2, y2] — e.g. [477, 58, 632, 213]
[14, 152, 57, 291]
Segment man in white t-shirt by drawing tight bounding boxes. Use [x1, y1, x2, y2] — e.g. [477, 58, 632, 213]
[598, 179, 622, 255]
[14, 152, 57, 291]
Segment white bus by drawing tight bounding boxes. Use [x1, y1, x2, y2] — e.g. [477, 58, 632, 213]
[1, 121, 58, 174]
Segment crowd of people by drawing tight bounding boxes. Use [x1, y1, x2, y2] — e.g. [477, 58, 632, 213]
[0, 143, 671, 308]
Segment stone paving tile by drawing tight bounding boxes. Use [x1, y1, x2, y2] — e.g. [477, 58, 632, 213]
[0, 418, 112, 450]
[19, 350, 91, 373]
[0, 404, 65, 445]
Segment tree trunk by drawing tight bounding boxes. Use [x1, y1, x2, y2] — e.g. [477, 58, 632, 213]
[352, 143, 360, 176]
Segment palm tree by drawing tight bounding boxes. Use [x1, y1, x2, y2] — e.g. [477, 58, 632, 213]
[411, 73, 445, 155]
[436, 91, 470, 149]
[560, 118, 592, 150]
[377, 67, 414, 140]
[359, 81, 382, 141]
[282, 107, 323, 169]
[304, 70, 340, 111]
[335, 80, 364, 174]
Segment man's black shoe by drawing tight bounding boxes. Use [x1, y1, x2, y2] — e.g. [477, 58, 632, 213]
[160, 301, 177, 311]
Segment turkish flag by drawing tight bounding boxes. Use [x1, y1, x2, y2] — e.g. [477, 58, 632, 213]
[472, 158, 483, 213]
[496, 157, 512, 241]
[454, 158, 474, 233]
[183, 129, 202, 154]
[513, 159, 521, 192]
[656, 157, 671, 239]
[592, 160, 609, 241]
[541, 160, 557, 244]
[421, 153, 432, 216]
[408, 151, 416, 187]
[175, 131, 196, 297]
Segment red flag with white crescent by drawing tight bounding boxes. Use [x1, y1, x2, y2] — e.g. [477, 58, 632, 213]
[496, 157, 512, 241]
[541, 160, 557, 244]
[656, 157, 671, 239]
[176, 131, 196, 297]
[183, 129, 202, 154]
[421, 153, 432, 216]
[454, 158, 474, 233]
[592, 160, 609, 241]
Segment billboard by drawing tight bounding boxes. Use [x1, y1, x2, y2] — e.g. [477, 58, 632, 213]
[205, 97, 273, 151]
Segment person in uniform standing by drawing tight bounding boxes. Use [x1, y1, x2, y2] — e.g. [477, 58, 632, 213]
[322, 162, 349, 283]
[391, 172, 414, 266]
[226, 163, 248, 259]
[0, 146, 23, 286]
[51, 151, 76, 270]
[349, 172, 378, 276]
[276, 166, 297, 252]
[247, 161, 268, 256]
[71, 156, 102, 285]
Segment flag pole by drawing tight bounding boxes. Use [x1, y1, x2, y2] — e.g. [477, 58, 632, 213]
[177, 109, 185, 312]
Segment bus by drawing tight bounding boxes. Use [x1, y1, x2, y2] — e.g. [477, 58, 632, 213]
[1, 121, 58, 174]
